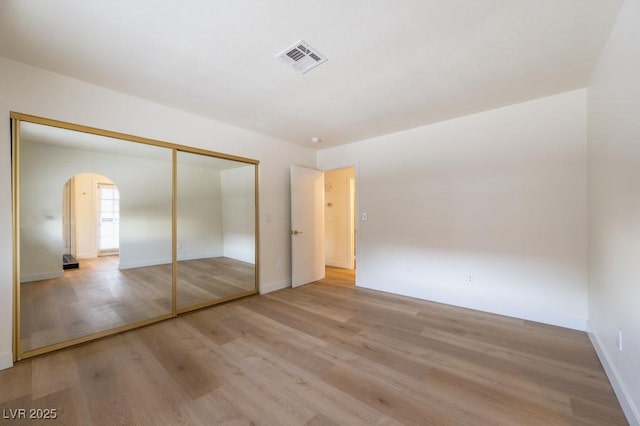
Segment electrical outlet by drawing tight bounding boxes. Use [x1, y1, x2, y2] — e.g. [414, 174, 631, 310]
[617, 328, 623, 351]
[468, 275, 473, 284]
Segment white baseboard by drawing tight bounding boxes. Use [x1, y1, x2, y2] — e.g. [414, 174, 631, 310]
[260, 279, 291, 294]
[465, 299, 587, 331]
[0, 351, 13, 370]
[357, 282, 587, 331]
[588, 327, 639, 426]
[325, 259, 353, 269]
[20, 270, 64, 283]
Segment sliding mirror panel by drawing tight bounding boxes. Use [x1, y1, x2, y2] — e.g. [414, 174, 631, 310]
[176, 150, 257, 311]
[17, 119, 173, 355]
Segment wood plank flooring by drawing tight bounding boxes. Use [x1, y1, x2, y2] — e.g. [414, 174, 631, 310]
[3, 267, 627, 425]
[20, 256, 255, 352]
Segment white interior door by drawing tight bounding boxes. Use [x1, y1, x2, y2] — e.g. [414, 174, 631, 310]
[291, 165, 325, 287]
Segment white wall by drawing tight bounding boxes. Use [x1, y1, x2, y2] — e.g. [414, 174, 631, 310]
[19, 140, 173, 277]
[587, 0, 640, 422]
[324, 167, 355, 269]
[0, 57, 316, 369]
[221, 166, 256, 264]
[177, 160, 224, 261]
[21, 172, 113, 280]
[319, 89, 588, 330]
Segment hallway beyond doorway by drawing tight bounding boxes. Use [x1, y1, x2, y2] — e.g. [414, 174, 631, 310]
[324, 266, 355, 286]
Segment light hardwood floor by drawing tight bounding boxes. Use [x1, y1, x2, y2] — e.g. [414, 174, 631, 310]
[324, 265, 355, 286]
[3, 267, 626, 425]
[20, 256, 255, 352]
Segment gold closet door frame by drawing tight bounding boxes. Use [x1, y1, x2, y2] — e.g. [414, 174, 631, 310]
[11, 112, 260, 361]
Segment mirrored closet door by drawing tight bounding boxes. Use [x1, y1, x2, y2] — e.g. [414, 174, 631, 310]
[12, 113, 259, 360]
[176, 151, 257, 311]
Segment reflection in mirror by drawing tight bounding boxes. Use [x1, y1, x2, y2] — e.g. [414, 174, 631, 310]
[176, 151, 256, 310]
[19, 121, 173, 352]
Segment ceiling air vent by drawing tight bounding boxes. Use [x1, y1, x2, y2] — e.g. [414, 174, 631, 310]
[275, 40, 327, 74]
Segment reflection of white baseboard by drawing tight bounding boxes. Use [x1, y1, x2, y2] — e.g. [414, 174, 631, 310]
[118, 258, 172, 270]
[21, 270, 64, 283]
[76, 253, 97, 259]
[260, 279, 291, 294]
[222, 255, 255, 265]
[119, 253, 230, 269]
[176, 252, 224, 262]
[0, 351, 13, 371]
[223, 252, 255, 264]
[588, 327, 639, 425]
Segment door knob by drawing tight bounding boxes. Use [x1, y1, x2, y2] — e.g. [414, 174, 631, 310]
[291, 230, 303, 235]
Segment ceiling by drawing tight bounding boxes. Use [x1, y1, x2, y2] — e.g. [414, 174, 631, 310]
[0, 1, 623, 148]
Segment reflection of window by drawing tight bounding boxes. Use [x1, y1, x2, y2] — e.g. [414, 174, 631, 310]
[98, 183, 119, 254]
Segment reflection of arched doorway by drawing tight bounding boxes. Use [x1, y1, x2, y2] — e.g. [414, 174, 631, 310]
[62, 173, 119, 269]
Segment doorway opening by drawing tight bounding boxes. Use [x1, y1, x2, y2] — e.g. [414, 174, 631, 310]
[324, 167, 356, 285]
[98, 183, 120, 255]
[62, 173, 119, 270]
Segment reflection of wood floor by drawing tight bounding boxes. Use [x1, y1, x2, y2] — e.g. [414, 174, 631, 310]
[20, 256, 255, 352]
[3, 272, 625, 424]
[324, 266, 355, 286]
[177, 257, 255, 308]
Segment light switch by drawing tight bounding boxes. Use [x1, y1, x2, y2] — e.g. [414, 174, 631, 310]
[362, 212, 368, 221]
